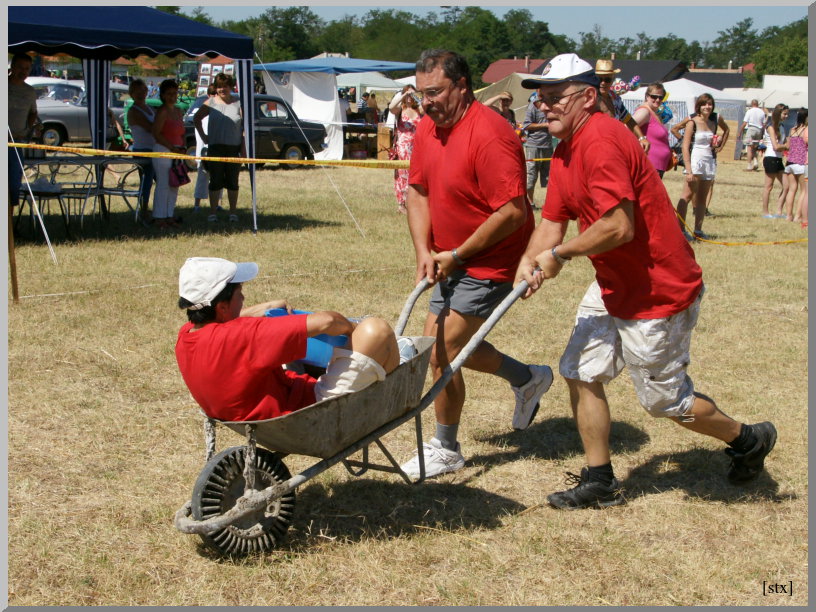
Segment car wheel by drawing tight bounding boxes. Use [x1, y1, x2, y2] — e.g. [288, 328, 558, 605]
[41, 124, 65, 147]
[281, 144, 305, 168]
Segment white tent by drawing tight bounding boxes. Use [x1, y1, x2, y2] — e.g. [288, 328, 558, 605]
[621, 77, 745, 122]
[722, 76, 808, 109]
[474, 72, 540, 123]
[255, 58, 415, 160]
[336, 71, 405, 93]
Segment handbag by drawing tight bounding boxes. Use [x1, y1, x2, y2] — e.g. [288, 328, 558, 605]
[168, 158, 190, 188]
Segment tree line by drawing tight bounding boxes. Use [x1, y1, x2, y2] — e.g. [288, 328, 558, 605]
[159, 6, 807, 88]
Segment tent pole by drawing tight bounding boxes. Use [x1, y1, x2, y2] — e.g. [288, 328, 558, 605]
[8, 206, 20, 304]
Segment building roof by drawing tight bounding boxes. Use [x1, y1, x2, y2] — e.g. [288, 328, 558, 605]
[684, 71, 746, 90]
[602, 59, 687, 85]
[482, 58, 548, 83]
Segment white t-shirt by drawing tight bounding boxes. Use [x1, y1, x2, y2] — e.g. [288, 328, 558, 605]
[742, 106, 766, 129]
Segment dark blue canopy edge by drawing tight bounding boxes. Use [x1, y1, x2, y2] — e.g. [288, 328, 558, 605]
[8, 6, 253, 60]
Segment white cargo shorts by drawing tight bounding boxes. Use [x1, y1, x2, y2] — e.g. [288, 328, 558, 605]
[559, 281, 703, 418]
[313, 347, 386, 402]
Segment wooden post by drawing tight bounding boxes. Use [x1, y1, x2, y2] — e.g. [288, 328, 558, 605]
[8, 205, 20, 304]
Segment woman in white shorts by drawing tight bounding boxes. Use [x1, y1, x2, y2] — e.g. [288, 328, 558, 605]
[681, 93, 720, 240]
[782, 108, 808, 222]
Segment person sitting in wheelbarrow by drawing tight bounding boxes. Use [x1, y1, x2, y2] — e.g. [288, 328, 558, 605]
[175, 257, 401, 421]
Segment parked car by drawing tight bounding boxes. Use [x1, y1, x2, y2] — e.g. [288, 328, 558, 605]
[183, 94, 327, 168]
[26, 77, 85, 102]
[33, 82, 131, 146]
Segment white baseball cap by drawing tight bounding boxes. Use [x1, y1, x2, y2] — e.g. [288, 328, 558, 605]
[178, 257, 258, 310]
[521, 53, 599, 89]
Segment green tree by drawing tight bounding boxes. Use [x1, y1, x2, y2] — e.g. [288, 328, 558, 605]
[154, 6, 182, 17]
[355, 10, 432, 62]
[188, 7, 214, 26]
[747, 17, 808, 85]
[315, 16, 362, 56]
[576, 25, 615, 60]
[705, 18, 759, 68]
[255, 7, 325, 61]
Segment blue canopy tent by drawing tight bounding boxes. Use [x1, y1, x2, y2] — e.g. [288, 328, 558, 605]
[7, 6, 261, 230]
[254, 58, 415, 160]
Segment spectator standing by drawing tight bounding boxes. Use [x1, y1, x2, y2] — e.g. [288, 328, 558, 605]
[671, 109, 730, 237]
[192, 84, 222, 212]
[681, 93, 723, 240]
[388, 85, 424, 215]
[521, 91, 553, 207]
[399, 49, 553, 479]
[515, 53, 777, 510]
[759, 104, 790, 218]
[126, 79, 156, 224]
[484, 91, 517, 129]
[783, 108, 807, 222]
[8, 53, 39, 212]
[194, 72, 245, 224]
[594, 58, 650, 154]
[740, 99, 767, 171]
[151, 79, 186, 229]
[632, 82, 672, 178]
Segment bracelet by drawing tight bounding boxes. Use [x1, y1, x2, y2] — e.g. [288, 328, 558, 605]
[451, 248, 466, 266]
[551, 246, 571, 266]
[638, 136, 648, 142]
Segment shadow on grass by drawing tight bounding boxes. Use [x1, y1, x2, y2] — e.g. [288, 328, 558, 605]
[620, 448, 787, 504]
[287, 477, 526, 550]
[12, 206, 340, 246]
[193, 477, 526, 562]
[470, 416, 650, 465]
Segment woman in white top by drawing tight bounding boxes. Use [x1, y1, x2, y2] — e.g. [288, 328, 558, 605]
[760, 103, 790, 218]
[195, 72, 244, 223]
[681, 93, 719, 239]
[126, 79, 156, 222]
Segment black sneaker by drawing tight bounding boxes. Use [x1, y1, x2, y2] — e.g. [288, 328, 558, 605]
[547, 467, 626, 510]
[725, 421, 777, 483]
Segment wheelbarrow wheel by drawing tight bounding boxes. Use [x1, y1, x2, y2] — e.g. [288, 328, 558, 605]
[191, 446, 295, 555]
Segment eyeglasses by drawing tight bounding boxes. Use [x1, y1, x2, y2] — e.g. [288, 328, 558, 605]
[537, 89, 586, 108]
[648, 94, 663, 101]
[419, 82, 455, 102]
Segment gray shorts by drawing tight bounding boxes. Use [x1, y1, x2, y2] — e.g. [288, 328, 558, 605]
[429, 270, 513, 319]
[559, 281, 704, 419]
[525, 146, 552, 189]
[744, 125, 763, 144]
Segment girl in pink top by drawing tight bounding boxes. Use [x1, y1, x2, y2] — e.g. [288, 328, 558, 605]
[633, 82, 672, 178]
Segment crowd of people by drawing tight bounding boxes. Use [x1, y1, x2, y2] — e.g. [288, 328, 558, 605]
[5, 51, 793, 511]
[173, 50, 781, 513]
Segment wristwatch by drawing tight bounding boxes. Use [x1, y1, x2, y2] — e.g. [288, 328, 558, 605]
[638, 136, 648, 142]
[451, 248, 466, 266]
[551, 246, 571, 266]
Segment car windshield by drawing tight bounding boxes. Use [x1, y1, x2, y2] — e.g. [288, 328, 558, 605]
[33, 84, 82, 102]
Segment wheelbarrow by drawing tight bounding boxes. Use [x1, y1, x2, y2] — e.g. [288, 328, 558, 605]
[174, 277, 533, 556]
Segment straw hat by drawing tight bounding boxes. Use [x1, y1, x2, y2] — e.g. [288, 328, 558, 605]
[594, 59, 620, 76]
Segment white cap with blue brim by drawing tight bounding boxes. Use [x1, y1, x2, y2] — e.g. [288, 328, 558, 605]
[521, 53, 600, 89]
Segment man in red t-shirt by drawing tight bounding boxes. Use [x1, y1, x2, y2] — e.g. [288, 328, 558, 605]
[400, 49, 555, 480]
[175, 257, 400, 422]
[515, 53, 777, 509]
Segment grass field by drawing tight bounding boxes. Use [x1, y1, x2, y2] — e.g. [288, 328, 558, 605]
[6, 147, 808, 605]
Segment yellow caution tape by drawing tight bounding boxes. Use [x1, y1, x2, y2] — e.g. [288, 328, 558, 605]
[676, 212, 807, 245]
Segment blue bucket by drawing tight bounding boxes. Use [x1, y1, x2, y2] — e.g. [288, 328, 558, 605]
[264, 308, 348, 368]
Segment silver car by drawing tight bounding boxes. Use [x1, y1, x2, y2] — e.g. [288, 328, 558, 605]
[31, 81, 131, 146]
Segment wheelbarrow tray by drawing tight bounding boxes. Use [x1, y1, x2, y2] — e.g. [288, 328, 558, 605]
[215, 336, 435, 459]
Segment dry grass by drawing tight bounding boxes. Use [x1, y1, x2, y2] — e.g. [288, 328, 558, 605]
[7, 151, 808, 605]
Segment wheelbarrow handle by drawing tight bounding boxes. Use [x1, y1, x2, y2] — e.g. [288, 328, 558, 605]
[415, 278, 532, 412]
[394, 277, 432, 337]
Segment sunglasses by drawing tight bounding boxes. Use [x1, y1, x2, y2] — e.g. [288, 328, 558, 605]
[599, 76, 613, 84]
[648, 94, 663, 101]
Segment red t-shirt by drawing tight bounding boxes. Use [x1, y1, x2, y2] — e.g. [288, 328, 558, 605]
[409, 101, 533, 282]
[543, 112, 703, 319]
[175, 314, 317, 421]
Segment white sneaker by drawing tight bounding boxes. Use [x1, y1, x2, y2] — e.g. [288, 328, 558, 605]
[400, 437, 465, 479]
[511, 364, 554, 430]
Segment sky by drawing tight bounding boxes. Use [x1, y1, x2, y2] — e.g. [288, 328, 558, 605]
[179, 1, 810, 46]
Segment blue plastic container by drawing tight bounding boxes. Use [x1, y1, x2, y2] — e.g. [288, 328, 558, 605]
[264, 308, 348, 368]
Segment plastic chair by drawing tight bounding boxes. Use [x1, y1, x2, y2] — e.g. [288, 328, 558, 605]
[96, 159, 145, 223]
